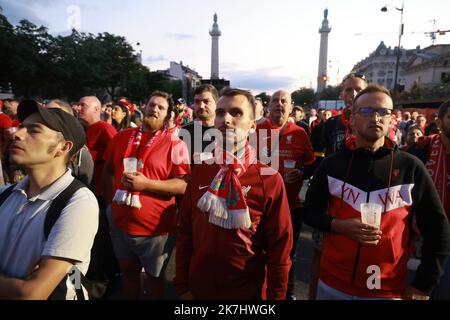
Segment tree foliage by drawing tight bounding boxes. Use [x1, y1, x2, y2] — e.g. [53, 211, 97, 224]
[0, 14, 181, 102]
[318, 85, 340, 101]
[255, 92, 271, 106]
[291, 87, 315, 106]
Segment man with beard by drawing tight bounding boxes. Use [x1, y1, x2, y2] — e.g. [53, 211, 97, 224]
[174, 98, 192, 127]
[303, 85, 450, 300]
[408, 100, 450, 299]
[255, 90, 315, 300]
[103, 91, 190, 299]
[306, 73, 369, 299]
[180, 84, 218, 167]
[174, 88, 292, 299]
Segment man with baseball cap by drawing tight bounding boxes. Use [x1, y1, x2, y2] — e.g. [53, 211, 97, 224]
[291, 105, 310, 135]
[0, 100, 99, 299]
[175, 98, 192, 127]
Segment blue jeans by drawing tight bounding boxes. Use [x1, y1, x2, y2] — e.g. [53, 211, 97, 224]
[317, 280, 400, 300]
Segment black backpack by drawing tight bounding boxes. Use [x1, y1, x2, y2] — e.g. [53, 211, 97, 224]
[0, 179, 114, 300]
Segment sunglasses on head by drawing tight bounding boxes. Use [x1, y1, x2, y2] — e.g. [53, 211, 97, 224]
[342, 72, 367, 83]
[356, 106, 393, 117]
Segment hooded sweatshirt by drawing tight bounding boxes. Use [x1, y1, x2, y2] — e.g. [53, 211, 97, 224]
[303, 138, 450, 298]
[174, 161, 292, 300]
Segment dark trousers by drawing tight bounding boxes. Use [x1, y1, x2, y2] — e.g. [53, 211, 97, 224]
[286, 207, 303, 297]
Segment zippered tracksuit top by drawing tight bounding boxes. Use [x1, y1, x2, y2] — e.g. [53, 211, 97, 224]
[303, 140, 450, 298]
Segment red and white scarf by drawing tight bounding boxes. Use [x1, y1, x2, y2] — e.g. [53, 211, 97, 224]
[426, 134, 447, 205]
[113, 126, 165, 208]
[197, 144, 257, 229]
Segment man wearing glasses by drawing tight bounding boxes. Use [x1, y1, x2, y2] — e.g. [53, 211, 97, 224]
[303, 84, 450, 300]
[308, 72, 369, 299]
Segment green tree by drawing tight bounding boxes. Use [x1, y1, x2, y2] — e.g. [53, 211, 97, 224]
[291, 87, 315, 106]
[318, 85, 340, 100]
[8, 20, 55, 97]
[0, 10, 16, 90]
[0, 14, 184, 102]
[255, 92, 271, 106]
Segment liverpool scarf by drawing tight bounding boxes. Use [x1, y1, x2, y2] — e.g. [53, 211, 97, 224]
[426, 134, 447, 206]
[197, 144, 257, 229]
[113, 126, 165, 208]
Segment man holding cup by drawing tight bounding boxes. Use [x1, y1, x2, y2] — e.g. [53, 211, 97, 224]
[256, 90, 315, 300]
[102, 91, 190, 299]
[303, 84, 450, 300]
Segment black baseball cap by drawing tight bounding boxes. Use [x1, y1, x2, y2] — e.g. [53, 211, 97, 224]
[17, 100, 86, 156]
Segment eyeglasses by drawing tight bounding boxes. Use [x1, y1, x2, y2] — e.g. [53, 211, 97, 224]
[356, 107, 393, 117]
[342, 72, 367, 83]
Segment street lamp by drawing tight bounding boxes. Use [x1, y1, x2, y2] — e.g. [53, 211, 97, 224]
[381, 2, 404, 105]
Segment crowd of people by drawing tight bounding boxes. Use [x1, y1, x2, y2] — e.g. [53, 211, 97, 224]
[0, 75, 449, 300]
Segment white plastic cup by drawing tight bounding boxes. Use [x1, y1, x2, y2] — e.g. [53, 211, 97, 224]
[283, 160, 296, 180]
[360, 203, 382, 228]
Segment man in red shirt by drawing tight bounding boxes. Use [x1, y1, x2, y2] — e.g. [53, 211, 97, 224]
[0, 101, 13, 147]
[174, 88, 292, 299]
[256, 89, 315, 300]
[3, 99, 20, 127]
[77, 96, 117, 199]
[103, 91, 190, 299]
[408, 99, 450, 299]
[0, 100, 13, 184]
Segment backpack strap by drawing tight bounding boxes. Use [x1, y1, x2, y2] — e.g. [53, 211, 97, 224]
[44, 178, 86, 240]
[0, 184, 17, 207]
[44, 178, 86, 300]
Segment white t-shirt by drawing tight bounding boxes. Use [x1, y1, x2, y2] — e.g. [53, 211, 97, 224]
[0, 169, 99, 299]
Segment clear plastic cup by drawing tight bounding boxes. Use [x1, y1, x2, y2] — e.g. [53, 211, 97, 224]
[360, 203, 382, 244]
[360, 203, 382, 227]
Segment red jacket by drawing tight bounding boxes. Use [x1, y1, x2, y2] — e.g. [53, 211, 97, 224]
[174, 161, 292, 299]
[255, 120, 315, 208]
[304, 140, 450, 297]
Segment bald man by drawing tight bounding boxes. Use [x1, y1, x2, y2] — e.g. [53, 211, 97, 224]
[77, 96, 117, 198]
[255, 90, 315, 299]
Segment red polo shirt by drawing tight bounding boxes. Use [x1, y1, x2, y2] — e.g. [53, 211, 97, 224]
[104, 128, 190, 236]
[0, 112, 13, 151]
[256, 120, 315, 208]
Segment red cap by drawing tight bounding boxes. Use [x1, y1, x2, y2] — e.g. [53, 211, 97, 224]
[119, 98, 134, 114]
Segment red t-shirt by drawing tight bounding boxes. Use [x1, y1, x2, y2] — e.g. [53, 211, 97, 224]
[0, 112, 12, 130]
[85, 121, 117, 196]
[104, 128, 190, 236]
[11, 119, 20, 128]
[0, 112, 13, 150]
[256, 120, 315, 208]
